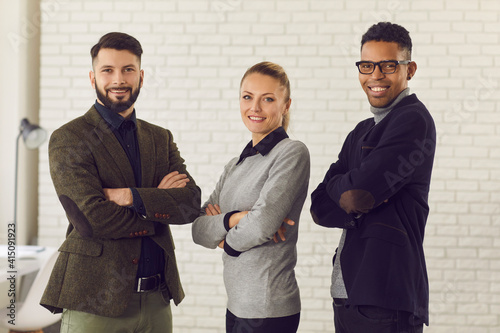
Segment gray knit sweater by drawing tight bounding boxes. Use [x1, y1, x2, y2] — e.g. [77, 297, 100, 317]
[192, 137, 310, 318]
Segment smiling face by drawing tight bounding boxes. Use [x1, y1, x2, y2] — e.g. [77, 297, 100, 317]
[240, 73, 291, 146]
[359, 41, 416, 108]
[89, 48, 144, 118]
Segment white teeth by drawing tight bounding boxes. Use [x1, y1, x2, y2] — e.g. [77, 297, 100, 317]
[371, 87, 387, 92]
[249, 116, 265, 120]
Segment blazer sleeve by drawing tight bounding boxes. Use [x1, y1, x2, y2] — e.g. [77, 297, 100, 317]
[49, 127, 156, 240]
[310, 159, 359, 229]
[133, 129, 201, 225]
[224, 141, 310, 255]
[326, 108, 434, 208]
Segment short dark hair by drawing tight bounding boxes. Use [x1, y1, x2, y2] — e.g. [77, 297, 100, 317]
[90, 32, 143, 65]
[361, 22, 412, 59]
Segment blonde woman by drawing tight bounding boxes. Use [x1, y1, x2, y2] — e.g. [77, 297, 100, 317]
[192, 62, 310, 333]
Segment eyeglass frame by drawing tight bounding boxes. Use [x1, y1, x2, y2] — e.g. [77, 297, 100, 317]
[355, 60, 412, 75]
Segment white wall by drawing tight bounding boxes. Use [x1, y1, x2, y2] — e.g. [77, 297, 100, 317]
[0, 0, 41, 246]
[0, 0, 21, 243]
[36, 0, 500, 332]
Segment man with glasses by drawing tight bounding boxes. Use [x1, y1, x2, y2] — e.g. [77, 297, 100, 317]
[311, 22, 435, 332]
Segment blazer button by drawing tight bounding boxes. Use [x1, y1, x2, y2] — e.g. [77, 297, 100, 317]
[155, 213, 160, 218]
[134, 232, 139, 236]
[132, 258, 139, 265]
[143, 230, 148, 235]
[162, 214, 168, 219]
[129, 233, 134, 237]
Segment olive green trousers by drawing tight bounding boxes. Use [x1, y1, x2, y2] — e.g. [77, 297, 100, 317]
[60, 289, 172, 333]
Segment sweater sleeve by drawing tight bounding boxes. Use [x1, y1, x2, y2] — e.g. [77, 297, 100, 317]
[191, 160, 236, 249]
[224, 141, 310, 255]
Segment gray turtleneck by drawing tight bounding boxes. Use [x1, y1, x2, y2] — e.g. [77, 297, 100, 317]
[330, 88, 411, 300]
[371, 88, 411, 124]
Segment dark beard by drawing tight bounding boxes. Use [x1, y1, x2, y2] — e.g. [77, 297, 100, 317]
[95, 82, 141, 114]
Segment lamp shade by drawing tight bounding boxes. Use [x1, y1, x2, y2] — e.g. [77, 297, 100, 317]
[20, 118, 47, 149]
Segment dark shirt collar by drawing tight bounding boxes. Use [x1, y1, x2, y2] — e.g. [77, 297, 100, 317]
[94, 100, 137, 131]
[236, 127, 288, 165]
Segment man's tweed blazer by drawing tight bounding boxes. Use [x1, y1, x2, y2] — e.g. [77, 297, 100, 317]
[40, 106, 201, 317]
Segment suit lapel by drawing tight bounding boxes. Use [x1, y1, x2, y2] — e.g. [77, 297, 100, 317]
[137, 120, 156, 188]
[85, 107, 137, 187]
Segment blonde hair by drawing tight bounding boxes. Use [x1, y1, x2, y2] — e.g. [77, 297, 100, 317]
[240, 61, 291, 131]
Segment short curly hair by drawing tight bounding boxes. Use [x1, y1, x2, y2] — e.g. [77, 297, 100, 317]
[361, 22, 412, 59]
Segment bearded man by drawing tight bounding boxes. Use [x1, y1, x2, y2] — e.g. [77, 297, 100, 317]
[41, 32, 201, 333]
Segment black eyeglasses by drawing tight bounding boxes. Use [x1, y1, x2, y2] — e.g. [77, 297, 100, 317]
[355, 60, 411, 74]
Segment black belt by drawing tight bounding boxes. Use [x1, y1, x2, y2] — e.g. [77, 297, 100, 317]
[333, 298, 348, 307]
[135, 274, 162, 292]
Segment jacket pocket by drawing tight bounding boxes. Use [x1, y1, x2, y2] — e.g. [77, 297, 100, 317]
[361, 140, 377, 158]
[360, 222, 408, 247]
[59, 237, 103, 257]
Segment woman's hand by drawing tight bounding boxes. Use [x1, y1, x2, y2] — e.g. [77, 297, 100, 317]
[228, 211, 249, 228]
[273, 218, 295, 243]
[206, 205, 250, 249]
[204, 204, 227, 248]
[205, 203, 222, 216]
[207, 206, 295, 247]
[228, 211, 296, 243]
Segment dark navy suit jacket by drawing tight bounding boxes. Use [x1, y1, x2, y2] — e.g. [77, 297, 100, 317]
[311, 94, 435, 325]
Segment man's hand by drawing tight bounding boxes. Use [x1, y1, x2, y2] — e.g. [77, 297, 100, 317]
[339, 189, 375, 214]
[157, 171, 190, 189]
[103, 171, 189, 207]
[103, 188, 133, 207]
[273, 218, 295, 243]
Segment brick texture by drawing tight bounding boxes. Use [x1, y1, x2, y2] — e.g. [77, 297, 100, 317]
[37, 0, 500, 332]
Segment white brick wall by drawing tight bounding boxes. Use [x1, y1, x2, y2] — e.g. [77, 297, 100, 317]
[37, 0, 500, 331]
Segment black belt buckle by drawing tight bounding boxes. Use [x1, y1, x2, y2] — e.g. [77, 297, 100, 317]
[333, 298, 347, 307]
[136, 274, 161, 293]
